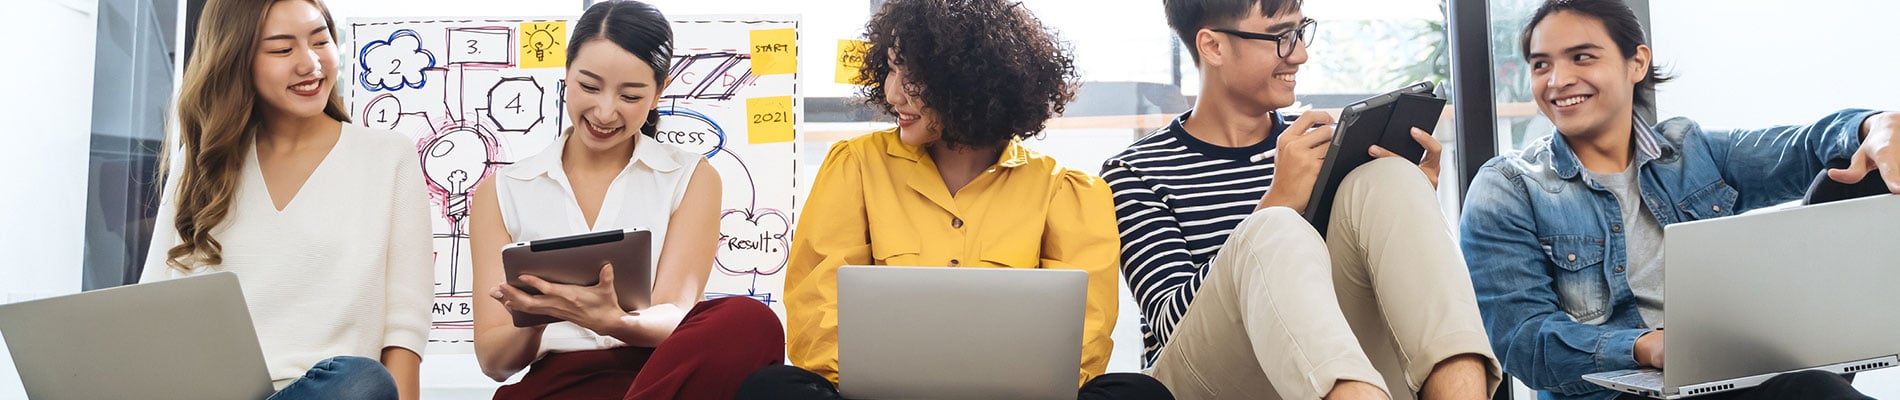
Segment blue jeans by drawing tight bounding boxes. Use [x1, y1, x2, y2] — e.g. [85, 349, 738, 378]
[268, 356, 398, 400]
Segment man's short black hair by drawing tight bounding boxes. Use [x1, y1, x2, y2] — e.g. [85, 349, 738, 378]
[1164, 0, 1303, 65]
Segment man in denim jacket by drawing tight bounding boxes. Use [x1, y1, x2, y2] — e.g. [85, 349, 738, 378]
[1458, 1, 1898, 399]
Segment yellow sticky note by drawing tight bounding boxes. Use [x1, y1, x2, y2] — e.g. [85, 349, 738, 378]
[747, 96, 795, 144]
[518, 21, 567, 68]
[835, 39, 873, 85]
[750, 28, 797, 76]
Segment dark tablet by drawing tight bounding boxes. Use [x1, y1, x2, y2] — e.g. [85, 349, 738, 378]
[500, 228, 653, 327]
[1303, 81, 1446, 236]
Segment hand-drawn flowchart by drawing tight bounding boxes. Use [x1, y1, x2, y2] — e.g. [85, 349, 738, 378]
[347, 16, 800, 351]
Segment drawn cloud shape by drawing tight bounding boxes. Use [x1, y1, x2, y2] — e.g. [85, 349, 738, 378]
[715, 209, 792, 276]
[359, 29, 436, 91]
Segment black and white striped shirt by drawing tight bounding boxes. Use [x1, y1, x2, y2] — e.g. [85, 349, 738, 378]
[1100, 110, 1287, 367]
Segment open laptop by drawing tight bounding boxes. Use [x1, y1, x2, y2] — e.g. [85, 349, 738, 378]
[836, 266, 1087, 399]
[0, 272, 274, 399]
[1584, 194, 1900, 398]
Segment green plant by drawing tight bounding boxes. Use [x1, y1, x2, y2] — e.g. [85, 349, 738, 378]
[1382, 1, 1450, 89]
[1387, 0, 1553, 150]
[1385, 0, 1542, 98]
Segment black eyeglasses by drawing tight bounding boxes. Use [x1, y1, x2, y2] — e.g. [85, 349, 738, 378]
[1210, 18, 1318, 59]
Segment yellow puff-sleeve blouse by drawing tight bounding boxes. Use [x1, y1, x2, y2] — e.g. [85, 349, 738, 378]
[783, 128, 1121, 388]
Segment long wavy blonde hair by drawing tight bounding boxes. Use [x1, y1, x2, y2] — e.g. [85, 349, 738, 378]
[163, 0, 350, 271]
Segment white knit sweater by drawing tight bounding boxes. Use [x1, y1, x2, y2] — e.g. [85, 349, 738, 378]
[141, 124, 434, 389]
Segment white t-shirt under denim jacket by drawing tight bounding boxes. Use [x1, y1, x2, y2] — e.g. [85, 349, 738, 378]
[494, 132, 702, 360]
[142, 124, 433, 389]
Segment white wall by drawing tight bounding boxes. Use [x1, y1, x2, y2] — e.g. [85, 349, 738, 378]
[1652, 2, 1900, 397]
[0, 0, 100, 398]
[1652, 0, 1900, 127]
[0, 0, 98, 300]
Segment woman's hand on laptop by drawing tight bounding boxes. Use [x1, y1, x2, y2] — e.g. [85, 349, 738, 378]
[493, 264, 628, 332]
[1636, 330, 1666, 369]
[1369, 127, 1443, 189]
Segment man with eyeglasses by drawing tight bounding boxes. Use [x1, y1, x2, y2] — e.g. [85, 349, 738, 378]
[1100, 0, 1499, 399]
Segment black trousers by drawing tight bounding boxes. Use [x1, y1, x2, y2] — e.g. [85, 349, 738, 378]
[1613, 370, 1870, 400]
[736, 365, 1175, 400]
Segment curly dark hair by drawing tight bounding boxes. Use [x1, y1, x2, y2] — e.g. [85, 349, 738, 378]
[857, 0, 1079, 150]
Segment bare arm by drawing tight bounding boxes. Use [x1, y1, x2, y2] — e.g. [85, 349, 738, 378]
[587, 159, 722, 346]
[489, 159, 723, 350]
[380, 347, 422, 400]
[469, 178, 545, 382]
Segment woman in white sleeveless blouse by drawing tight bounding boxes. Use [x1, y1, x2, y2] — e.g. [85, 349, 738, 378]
[466, 2, 783, 399]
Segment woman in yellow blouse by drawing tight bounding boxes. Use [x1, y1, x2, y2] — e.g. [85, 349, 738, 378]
[735, 0, 1171, 399]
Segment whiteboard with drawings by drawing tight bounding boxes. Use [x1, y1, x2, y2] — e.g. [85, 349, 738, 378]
[345, 15, 800, 352]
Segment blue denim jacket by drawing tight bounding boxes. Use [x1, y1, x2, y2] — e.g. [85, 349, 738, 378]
[1459, 109, 1875, 400]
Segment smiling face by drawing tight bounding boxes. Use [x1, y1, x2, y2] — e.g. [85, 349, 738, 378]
[882, 49, 941, 147]
[1526, 10, 1650, 139]
[1207, 10, 1310, 112]
[251, 0, 337, 122]
[563, 37, 660, 153]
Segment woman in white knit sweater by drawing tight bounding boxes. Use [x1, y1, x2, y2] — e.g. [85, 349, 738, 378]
[140, 0, 432, 399]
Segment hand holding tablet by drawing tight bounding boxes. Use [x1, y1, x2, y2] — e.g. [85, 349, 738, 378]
[1302, 81, 1447, 236]
[496, 229, 654, 327]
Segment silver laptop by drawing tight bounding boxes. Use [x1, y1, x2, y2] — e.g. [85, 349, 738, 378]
[0, 272, 274, 400]
[836, 266, 1087, 400]
[1585, 194, 1900, 398]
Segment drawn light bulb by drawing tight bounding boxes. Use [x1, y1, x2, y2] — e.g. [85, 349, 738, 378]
[448, 170, 469, 193]
[521, 25, 562, 62]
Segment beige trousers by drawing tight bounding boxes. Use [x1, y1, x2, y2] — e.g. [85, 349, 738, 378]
[1150, 157, 1500, 400]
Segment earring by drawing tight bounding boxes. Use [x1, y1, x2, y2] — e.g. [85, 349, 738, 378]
[642, 108, 661, 136]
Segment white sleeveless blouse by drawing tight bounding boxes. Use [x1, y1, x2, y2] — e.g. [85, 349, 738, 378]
[494, 132, 702, 356]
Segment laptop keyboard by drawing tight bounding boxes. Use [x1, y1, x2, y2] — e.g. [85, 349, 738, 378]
[1612, 369, 1666, 389]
